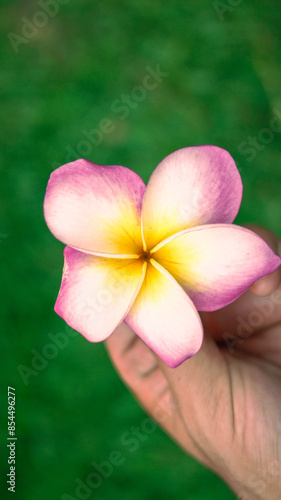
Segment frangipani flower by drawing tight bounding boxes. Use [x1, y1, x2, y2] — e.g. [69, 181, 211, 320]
[44, 146, 280, 367]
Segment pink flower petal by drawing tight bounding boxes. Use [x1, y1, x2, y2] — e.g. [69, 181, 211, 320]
[44, 159, 146, 255]
[153, 224, 281, 311]
[125, 259, 203, 367]
[141, 146, 242, 250]
[55, 247, 146, 341]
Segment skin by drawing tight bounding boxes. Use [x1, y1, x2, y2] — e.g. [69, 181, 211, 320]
[105, 225, 281, 500]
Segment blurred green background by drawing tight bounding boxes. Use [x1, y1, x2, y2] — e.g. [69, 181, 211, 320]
[1, 0, 281, 499]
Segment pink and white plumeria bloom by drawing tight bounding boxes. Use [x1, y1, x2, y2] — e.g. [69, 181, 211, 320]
[44, 146, 280, 367]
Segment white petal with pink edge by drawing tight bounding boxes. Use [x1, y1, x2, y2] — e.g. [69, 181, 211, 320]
[55, 247, 146, 341]
[125, 259, 203, 367]
[141, 146, 243, 250]
[44, 159, 146, 255]
[153, 224, 281, 311]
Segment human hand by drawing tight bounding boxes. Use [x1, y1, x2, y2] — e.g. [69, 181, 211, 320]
[105, 225, 281, 500]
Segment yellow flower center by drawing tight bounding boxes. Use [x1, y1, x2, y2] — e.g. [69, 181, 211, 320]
[142, 250, 151, 262]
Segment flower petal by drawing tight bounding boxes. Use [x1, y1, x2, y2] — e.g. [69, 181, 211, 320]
[141, 146, 242, 250]
[153, 224, 281, 311]
[125, 259, 203, 367]
[55, 247, 146, 341]
[44, 159, 146, 255]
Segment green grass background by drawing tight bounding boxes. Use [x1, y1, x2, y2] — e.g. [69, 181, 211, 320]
[1, 0, 281, 499]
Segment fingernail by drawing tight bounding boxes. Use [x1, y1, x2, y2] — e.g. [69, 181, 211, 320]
[252, 276, 267, 286]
